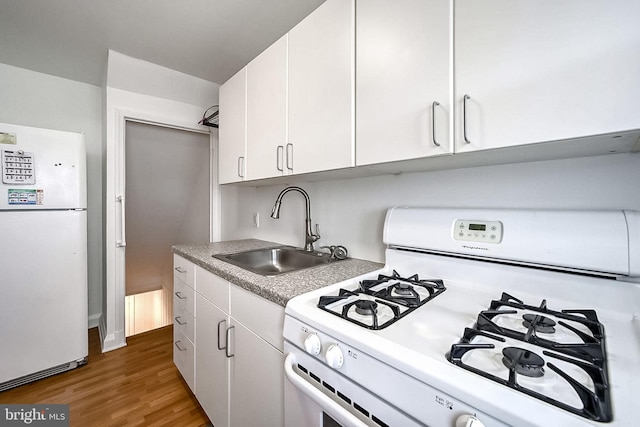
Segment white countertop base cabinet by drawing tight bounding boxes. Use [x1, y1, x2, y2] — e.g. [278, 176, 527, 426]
[356, 0, 453, 165]
[455, 0, 640, 153]
[173, 255, 196, 393]
[182, 259, 285, 427]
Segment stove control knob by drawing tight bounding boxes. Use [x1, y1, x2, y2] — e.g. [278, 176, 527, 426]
[324, 344, 344, 369]
[455, 414, 485, 427]
[303, 334, 321, 356]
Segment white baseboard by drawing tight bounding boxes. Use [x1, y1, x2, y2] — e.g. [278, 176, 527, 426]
[98, 314, 127, 353]
[88, 312, 101, 329]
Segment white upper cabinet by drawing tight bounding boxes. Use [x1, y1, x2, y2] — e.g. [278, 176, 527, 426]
[246, 35, 288, 181]
[455, 0, 640, 153]
[218, 68, 247, 184]
[356, 0, 453, 165]
[287, 0, 355, 174]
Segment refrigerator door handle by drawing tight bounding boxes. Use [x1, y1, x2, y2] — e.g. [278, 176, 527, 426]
[116, 194, 126, 248]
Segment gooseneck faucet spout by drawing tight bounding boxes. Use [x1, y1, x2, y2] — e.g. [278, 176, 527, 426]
[270, 186, 320, 252]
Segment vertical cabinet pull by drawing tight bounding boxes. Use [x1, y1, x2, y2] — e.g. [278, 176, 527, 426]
[237, 156, 245, 178]
[225, 325, 235, 358]
[463, 94, 471, 144]
[285, 143, 293, 172]
[276, 146, 284, 172]
[431, 101, 441, 147]
[116, 195, 126, 248]
[217, 319, 227, 350]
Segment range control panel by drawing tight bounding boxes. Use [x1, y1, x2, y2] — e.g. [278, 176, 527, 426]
[453, 219, 503, 244]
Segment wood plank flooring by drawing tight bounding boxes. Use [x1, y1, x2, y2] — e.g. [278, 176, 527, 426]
[0, 326, 210, 427]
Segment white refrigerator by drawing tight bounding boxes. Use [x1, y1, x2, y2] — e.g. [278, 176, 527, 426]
[0, 122, 88, 391]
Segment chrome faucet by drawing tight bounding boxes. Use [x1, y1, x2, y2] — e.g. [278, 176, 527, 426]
[270, 186, 320, 252]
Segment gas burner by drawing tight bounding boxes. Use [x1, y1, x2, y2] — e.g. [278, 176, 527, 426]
[522, 314, 556, 334]
[393, 282, 414, 296]
[502, 347, 545, 378]
[355, 300, 377, 316]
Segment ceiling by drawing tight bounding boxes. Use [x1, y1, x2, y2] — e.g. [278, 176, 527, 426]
[0, 0, 325, 86]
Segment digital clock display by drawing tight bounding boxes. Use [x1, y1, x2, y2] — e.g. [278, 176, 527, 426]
[469, 223, 486, 231]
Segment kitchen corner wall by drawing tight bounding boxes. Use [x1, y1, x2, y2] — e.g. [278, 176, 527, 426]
[0, 62, 103, 327]
[221, 152, 640, 263]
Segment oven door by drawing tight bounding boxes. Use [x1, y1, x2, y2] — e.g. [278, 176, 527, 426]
[284, 344, 424, 427]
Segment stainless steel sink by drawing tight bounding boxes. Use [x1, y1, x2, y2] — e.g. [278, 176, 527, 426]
[213, 246, 336, 276]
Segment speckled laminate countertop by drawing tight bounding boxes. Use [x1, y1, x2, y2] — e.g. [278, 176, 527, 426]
[172, 239, 384, 307]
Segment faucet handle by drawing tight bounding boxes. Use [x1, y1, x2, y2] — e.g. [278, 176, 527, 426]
[313, 224, 321, 241]
[320, 245, 348, 260]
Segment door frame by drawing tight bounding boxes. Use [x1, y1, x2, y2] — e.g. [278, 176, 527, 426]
[102, 88, 219, 352]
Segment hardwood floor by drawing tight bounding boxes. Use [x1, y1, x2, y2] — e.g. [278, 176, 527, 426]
[0, 326, 210, 427]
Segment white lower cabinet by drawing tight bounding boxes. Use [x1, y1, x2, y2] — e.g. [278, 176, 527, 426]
[229, 319, 284, 427]
[173, 255, 196, 393]
[184, 262, 285, 427]
[195, 293, 230, 427]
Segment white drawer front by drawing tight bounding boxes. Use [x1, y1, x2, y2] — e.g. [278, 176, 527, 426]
[173, 327, 195, 392]
[174, 277, 195, 317]
[196, 266, 230, 313]
[173, 297, 195, 344]
[230, 284, 285, 352]
[173, 254, 195, 288]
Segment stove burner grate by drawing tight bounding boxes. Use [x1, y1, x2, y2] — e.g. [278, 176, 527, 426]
[317, 271, 446, 330]
[447, 293, 612, 423]
[360, 270, 446, 308]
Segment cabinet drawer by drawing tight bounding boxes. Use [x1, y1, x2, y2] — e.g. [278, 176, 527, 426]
[173, 328, 195, 392]
[196, 266, 230, 313]
[230, 285, 285, 352]
[173, 254, 195, 288]
[173, 297, 195, 344]
[174, 277, 195, 317]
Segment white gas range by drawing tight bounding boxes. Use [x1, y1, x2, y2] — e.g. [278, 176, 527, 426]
[283, 208, 640, 427]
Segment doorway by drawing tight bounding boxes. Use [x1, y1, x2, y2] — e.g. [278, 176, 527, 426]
[124, 121, 211, 336]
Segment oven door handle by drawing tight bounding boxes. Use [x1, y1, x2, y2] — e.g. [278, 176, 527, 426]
[284, 354, 369, 427]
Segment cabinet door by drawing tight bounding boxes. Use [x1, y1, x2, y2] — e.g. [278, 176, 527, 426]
[288, 0, 355, 174]
[356, 0, 452, 165]
[195, 294, 230, 427]
[455, 0, 640, 152]
[219, 68, 247, 183]
[246, 35, 288, 181]
[229, 320, 284, 427]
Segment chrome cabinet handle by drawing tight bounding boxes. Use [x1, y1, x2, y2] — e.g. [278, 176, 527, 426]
[432, 101, 441, 147]
[174, 316, 187, 326]
[463, 94, 471, 144]
[286, 143, 293, 171]
[276, 146, 284, 172]
[174, 291, 186, 300]
[174, 341, 186, 352]
[225, 325, 235, 358]
[237, 156, 245, 178]
[116, 195, 126, 248]
[217, 319, 227, 351]
[174, 266, 187, 273]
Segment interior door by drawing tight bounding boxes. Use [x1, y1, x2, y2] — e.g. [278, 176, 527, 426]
[124, 122, 211, 336]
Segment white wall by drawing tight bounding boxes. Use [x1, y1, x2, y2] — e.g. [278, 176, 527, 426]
[0, 62, 103, 327]
[221, 152, 640, 262]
